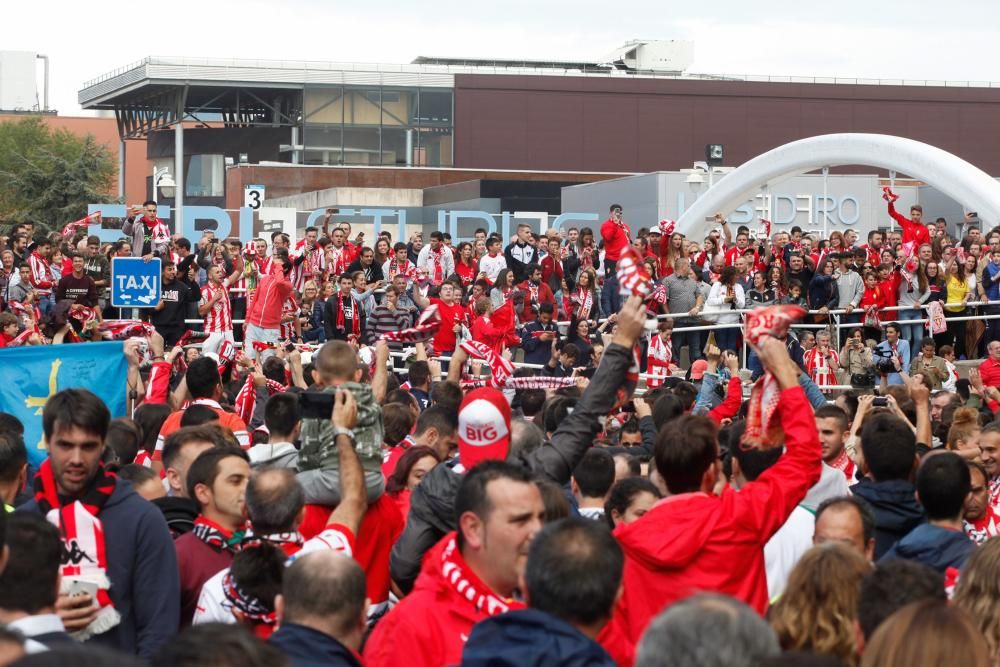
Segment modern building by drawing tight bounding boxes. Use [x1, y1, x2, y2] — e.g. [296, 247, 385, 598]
[75, 42, 1000, 235]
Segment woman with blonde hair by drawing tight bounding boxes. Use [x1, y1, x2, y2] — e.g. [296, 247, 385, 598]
[954, 536, 1000, 660]
[946, 407, 983, 461]
[861, 599, 990, 667]
[769, 543, 871, 666]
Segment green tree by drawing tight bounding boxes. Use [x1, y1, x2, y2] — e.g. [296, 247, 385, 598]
[0, 117, 117, 239]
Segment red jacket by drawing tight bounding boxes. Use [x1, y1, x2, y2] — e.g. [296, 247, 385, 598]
[363, 532, 524, 667]
[599, 386, 821, 662]
[600, 218, 632, 263]
[888, 202, 930, 247]
[516, 280, 555, 323]
[245, 270, 293, 329]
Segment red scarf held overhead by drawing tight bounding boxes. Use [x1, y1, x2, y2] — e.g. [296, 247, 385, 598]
[33, 459, 121, 632]
[439, 534, 524, 617]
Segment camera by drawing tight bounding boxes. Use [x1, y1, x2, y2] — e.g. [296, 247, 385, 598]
[873, 397, 889, 407]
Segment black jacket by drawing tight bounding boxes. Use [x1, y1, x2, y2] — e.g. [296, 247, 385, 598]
[270, 623, 361, 667]
[461, 609, 616, 667]
[152, 496, 199, 539]
[150, 279, 195, 332]
[390, 341, 636, 592]
[851, 478, 926, 559]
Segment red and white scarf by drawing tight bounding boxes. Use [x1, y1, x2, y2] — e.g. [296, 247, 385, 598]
[965, 506, 1000, 546]
[34, 459, 121, 637]
[234, 374, 287, 425]
[616, 248, 652, 298]
[388, 257, 416, 281]
[568, 288, 593, 321]
[61, 212, 102, 240]
[430, 246, 447, 284]
[504, 376, 576, 390]
[98, 320, 155, 340]
[381, 303, 442, 344]
[742, 304, 806, 449]
[646, 333, 673, 389]
[334, 294, 361, 343]
[460, 340, 513, 388]
[439, 534, 524, 617]
[828, 448, 857, 482]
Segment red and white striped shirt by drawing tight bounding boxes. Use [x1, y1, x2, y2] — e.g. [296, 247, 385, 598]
[200, 277, 234, 333]
[279, 295, 299, 339]
[804, 347, 839, 391]
[293, 246, 327, 291]
[646, 333, 674, 389]
[326, 244, 350, 278]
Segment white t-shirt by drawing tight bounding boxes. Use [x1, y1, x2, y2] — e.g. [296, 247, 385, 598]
[764, 505, 815, 600]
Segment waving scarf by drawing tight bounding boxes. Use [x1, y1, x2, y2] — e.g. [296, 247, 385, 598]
[34, 459, 121, 637]
[381, 303, 442, 344]
[61, 212, 102, 240]
[460, 340, 514, 388]
[97, 320, 155, 340]
[566, 287, 594, 321]
[742, 304, 806, 449]
[388, 257, 416, 281]
[616, 248, 652, 298]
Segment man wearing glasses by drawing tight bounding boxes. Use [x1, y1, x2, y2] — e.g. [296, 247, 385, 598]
[123, 200, 171, 262]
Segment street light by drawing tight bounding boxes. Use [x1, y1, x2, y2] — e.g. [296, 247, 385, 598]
[153, 166, 176, 202]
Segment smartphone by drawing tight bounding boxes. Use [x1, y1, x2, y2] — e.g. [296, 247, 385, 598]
[969, 212, 978, 218]
[299, 391, 336, 419]
[65, 578, 99, 599]
[873, 397, 889, 407]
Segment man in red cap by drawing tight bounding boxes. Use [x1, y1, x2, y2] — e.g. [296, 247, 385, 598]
[364, 459, 544, 667]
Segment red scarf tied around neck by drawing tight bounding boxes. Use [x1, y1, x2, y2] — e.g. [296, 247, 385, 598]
[33, 458, 121, 637]
[335, 293, 362, 343]
[439, 534, 524, 617]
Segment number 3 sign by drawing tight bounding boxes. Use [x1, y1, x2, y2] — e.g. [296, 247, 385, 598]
[244, 184, 265, 210]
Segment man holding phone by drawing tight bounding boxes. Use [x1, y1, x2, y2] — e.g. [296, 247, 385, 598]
[123, 200, 171, 262]
[17, 389, 178, 657]
[244, 255, 295, 361]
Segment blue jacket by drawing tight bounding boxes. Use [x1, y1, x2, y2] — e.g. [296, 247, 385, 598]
[269, 623, 361, 667]
[880, 523, 976, 574]
[521, 320, 560, 367]
[18, 479, 179, 658]
[850, 478, 926, 560]
[460, 609, 616, 667]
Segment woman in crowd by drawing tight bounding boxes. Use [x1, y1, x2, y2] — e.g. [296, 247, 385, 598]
[747, 271, 776, 307]
[298, 280, 325, 343]
[858, 271, 886, 342]
[565, 317, 595, 365]
[954, 536, 1000, 662]
[490, 268, 516, 309]
[897, 252, 930, 352]
[386, 445, 441, 519]
[565, 267, 600, 325]
[574, 227, 596, 278]
[706, 266, 746, 351]
[945, 407, 982, 461]
[605, 477, 662, 530]
[659, 232, 687, 278]
[769, 543, 871, 666]
[809, 258, 839, 320]
[942, 253, 971, 356]
[373, 237, 392, 267]
[453, 242, 478, 290]
[839, 327, 874, 385]
[862, 600, 990, 667]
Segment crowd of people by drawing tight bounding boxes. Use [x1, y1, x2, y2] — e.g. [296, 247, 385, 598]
[0, 191, 1000, 666]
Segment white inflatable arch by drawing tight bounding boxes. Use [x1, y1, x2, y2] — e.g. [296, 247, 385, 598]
[676, 133, 1000, 238]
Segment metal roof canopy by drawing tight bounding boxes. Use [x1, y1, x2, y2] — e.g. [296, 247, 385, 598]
[79, 57, 458, 140]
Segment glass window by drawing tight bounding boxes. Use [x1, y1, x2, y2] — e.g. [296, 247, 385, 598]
[186, 154, 224, 197]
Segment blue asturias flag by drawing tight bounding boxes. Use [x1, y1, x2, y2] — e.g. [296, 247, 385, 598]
[0, 342, 128, 468]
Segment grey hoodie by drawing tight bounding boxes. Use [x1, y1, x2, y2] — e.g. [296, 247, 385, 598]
[836, 269, 864, 310]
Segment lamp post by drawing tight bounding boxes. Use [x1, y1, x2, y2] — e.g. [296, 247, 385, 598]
[152, 166, 176, 204]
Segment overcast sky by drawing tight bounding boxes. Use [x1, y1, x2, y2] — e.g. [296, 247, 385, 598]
[5, 0, 1000, 115]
